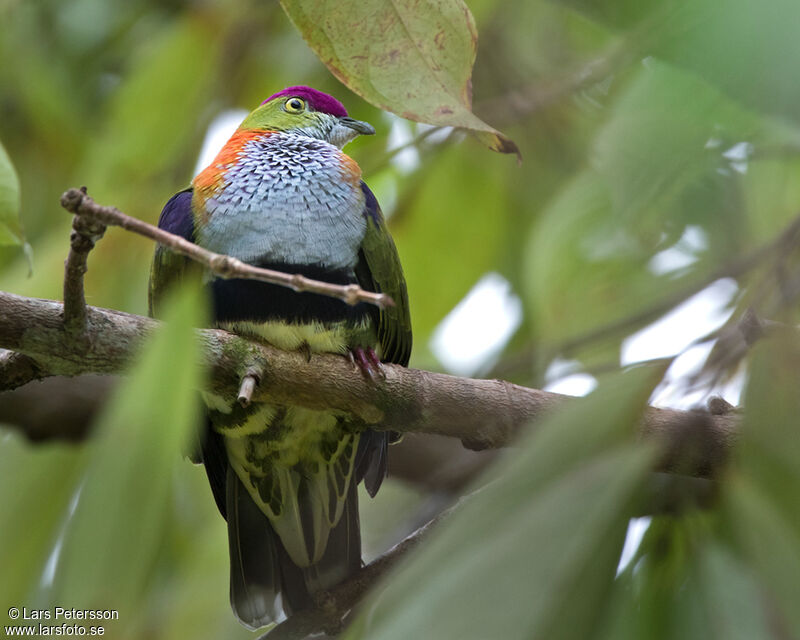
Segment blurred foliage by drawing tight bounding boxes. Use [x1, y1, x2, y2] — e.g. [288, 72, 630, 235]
[50, 286, 203, 612]
[0, 139, 23, 247]
[346, 368, 659, 640]
[2, 0, 800, 638]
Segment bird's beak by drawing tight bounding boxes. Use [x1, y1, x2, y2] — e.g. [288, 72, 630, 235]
[338, 117, 375, 136]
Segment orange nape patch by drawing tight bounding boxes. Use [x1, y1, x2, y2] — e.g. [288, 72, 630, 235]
[339, 152, 363, 186]
[193, 128, 276, 197]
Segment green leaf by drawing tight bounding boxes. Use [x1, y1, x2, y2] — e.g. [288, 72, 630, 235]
[82, 16, 221, 193]
[556, 0, 800, 128]
[721, 335, 800, 636]
[593, 59, 755, 236]
[389, 146, 511, 346]
[0, 435, 86, 607]
[523, 170, 661, 362]
[280, 0, 518, 155]
[653, 0, 800, 129]
[0, 138, 23, 246]
[345, 368, 659, 640]
[724, 479, 800, 636]
[603, 513, 775, 640]
[523, 61, 762, 361]
[50, 285, 204, 612]
[740, 155, 800, 247]
[691, 544, 773, 640]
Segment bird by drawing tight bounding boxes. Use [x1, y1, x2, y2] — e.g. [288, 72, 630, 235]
[148, 86, 411, 628]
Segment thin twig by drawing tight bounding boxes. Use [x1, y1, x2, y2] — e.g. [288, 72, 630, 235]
[59, 188, 395, 310]
[62, 187, 107, 336]
[237, 369, 260, 408]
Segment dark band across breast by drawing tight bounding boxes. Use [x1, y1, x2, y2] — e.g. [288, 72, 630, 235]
[210, 261, 377, 325]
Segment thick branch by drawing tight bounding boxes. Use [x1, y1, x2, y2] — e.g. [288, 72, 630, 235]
[0, 291, 739, 477]
[0, 374, 114, 440]
[59, 188, 393, 309]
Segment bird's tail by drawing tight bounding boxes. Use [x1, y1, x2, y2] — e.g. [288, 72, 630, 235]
[225, 466, 362, 628]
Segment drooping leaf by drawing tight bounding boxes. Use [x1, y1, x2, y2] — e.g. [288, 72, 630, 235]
[50, 285, 204, 612]
[280, 0, 518, 156]
[0, 139, 23, 247]
[344, 367, 659, 640]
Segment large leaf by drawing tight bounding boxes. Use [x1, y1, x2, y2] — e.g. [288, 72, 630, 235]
[721, 335, 800, 636]
[603, 523, 773, 640]
[345, 368, 659, 640]
[739, 154, 800, 251]
[76, 16, 223, 314]
[523, 60, 762, 361]
[280, 0, 518, 155]
[523, 170, 660, 362]
[389, 146, 510, 347]
[0, 435, 86, 608]
[83, 16, 222, 193]
[691, 543, 773, 640]
[49, 286, 204, 612]
[593, 59, 756, 239]
[0, 139, 23, 246]
[655, 0, 800, 129]
[557, 0, 800, 129]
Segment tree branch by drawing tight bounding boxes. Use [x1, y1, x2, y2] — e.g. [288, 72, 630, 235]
[493, 210, 800, 378]
[0, 350, 45, 392]
[62, 187, 107, 336]
[59, 188, 394, 309]
[0, 291, 740, 478]
[0, 374, 115, 440]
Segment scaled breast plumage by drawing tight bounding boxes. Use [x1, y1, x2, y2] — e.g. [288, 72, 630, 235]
[194, 130, 366, 269]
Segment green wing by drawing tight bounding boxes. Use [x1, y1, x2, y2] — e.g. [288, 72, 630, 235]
[355, 182, 412, 366]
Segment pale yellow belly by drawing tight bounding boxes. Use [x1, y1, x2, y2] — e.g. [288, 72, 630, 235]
[217, 319, 370, 354]
[203, 318, 373, 565]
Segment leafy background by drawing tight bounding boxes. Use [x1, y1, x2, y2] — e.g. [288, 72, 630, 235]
[2, 0, 800, 638]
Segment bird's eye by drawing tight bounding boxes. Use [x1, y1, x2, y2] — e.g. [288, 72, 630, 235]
[284, 97, 305, 113]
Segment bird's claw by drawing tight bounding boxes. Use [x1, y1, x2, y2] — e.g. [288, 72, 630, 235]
[350, 346, 384, 382]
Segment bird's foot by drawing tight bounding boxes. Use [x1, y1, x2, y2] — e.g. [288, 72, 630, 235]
[349, 346, 384, 382]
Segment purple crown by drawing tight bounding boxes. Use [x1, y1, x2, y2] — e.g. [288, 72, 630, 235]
[262, 86, 348, 117]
